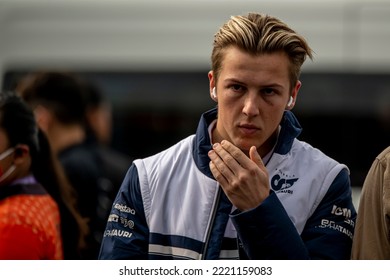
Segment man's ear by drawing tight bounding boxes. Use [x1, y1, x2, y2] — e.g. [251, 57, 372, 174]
[286, 81, 302, 110]
[33, 104, 51, 133]
[208, 71, 217, 101]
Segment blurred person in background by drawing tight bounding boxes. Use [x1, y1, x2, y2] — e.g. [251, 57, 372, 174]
[99, 12, 356, 260]
[84, 81, 132, 197]
[0, 91, 87, 259]
[16, 71, 112, 259]
[351, 146, 390, 259]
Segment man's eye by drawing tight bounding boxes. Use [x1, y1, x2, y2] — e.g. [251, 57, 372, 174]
[231, 85, 243, 91]
[262, 88, 275, 95]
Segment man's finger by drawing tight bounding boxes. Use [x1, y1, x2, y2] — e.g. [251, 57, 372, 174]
[220, 140, 252, 168]
[249, 146, 264, 168]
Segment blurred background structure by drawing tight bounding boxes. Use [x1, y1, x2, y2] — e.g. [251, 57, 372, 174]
[1, 0, 389, 207]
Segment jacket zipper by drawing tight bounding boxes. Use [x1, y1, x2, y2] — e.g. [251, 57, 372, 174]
[201, 183, 221, 259]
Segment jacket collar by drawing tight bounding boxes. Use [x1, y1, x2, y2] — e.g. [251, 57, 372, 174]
[192, 107, 302, 178]
[192, 108, 216, 179]
[275, 110, 302, 155]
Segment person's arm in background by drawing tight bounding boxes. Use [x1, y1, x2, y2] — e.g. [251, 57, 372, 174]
[351, 146, 390, 259]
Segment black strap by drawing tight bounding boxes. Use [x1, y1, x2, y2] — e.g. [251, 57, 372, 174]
[0, 183, 47, 201]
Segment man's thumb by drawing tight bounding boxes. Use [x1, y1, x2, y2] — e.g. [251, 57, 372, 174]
[249, 146, 265, 169]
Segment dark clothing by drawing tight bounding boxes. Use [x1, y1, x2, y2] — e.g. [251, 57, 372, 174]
[58, 142, 112, 259]
[97, 146, 132, 198]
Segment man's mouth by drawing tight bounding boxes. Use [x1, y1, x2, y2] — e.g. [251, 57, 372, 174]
[238, 124, 260, 135]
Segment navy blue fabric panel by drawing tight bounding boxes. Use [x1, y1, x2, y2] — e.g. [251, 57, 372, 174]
[203, 191, 232, 259]
[220, 237, 238, 250]
[193, 107, 217, 179]
[231, 192, 310, 259]
[149, 232, 204, 253]
[99, 164, 149, 260]
[274, 111, 302, 155]
[301, 168, 356, 259]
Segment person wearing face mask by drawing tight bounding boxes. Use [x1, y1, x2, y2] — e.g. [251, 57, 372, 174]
[99, 13, 356, 260]
[0, 91, 87, 259]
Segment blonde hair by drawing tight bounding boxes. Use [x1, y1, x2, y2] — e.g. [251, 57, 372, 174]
[211, 13, 313, 88]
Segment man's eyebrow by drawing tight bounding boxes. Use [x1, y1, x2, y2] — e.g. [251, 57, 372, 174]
[261, 83, 284, 89]
[223, 78, 245, 84]
[223, 78, 285, 89]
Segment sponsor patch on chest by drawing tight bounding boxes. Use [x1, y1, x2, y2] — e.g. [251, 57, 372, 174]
[270, 169, 298, 194]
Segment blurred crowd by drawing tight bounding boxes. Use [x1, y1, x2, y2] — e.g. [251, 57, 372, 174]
[0, 71, 132, 259]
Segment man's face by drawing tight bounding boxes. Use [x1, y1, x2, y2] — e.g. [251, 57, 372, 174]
[209, 46, 301, 157]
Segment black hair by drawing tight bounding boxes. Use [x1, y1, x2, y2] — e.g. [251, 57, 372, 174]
[84, 81, 107, 109]
[0, 91, 39, 155]
[0, 91, 88, 259]
[16, 71, 88, 125]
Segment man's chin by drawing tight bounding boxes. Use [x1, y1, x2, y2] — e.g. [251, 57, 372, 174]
[232, 141, 256, 156]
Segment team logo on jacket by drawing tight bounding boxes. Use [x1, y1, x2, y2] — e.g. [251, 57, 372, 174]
[271, 172, 298, 194]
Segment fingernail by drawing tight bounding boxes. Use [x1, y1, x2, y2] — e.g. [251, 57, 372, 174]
[213, 143, 219, 149]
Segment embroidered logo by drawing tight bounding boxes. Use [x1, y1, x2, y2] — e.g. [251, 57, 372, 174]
[271, 173, 298, 194]
[331, 205, 352, 219]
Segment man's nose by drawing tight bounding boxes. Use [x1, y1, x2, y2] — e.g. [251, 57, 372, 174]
[242, 93, 260, 117]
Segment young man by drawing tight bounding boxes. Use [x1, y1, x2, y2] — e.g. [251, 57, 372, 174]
[99, 13, 356, 260]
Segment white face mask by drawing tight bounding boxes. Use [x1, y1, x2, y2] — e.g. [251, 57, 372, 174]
[0, 147, 16, 183]
[0, 148, 15, 161]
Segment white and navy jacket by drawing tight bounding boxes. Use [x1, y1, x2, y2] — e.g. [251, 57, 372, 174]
[99, 108, 356, 260]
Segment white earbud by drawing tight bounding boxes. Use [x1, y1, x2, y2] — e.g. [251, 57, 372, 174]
[287, 96, 293, 107]
[212, 87, 217, 98]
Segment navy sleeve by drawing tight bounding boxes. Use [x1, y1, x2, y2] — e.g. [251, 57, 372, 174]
[98, 164, 149, 259]
[231, 168, 356, 260]
[231, 191, 310, 259]
[301, 168, 356, 259]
